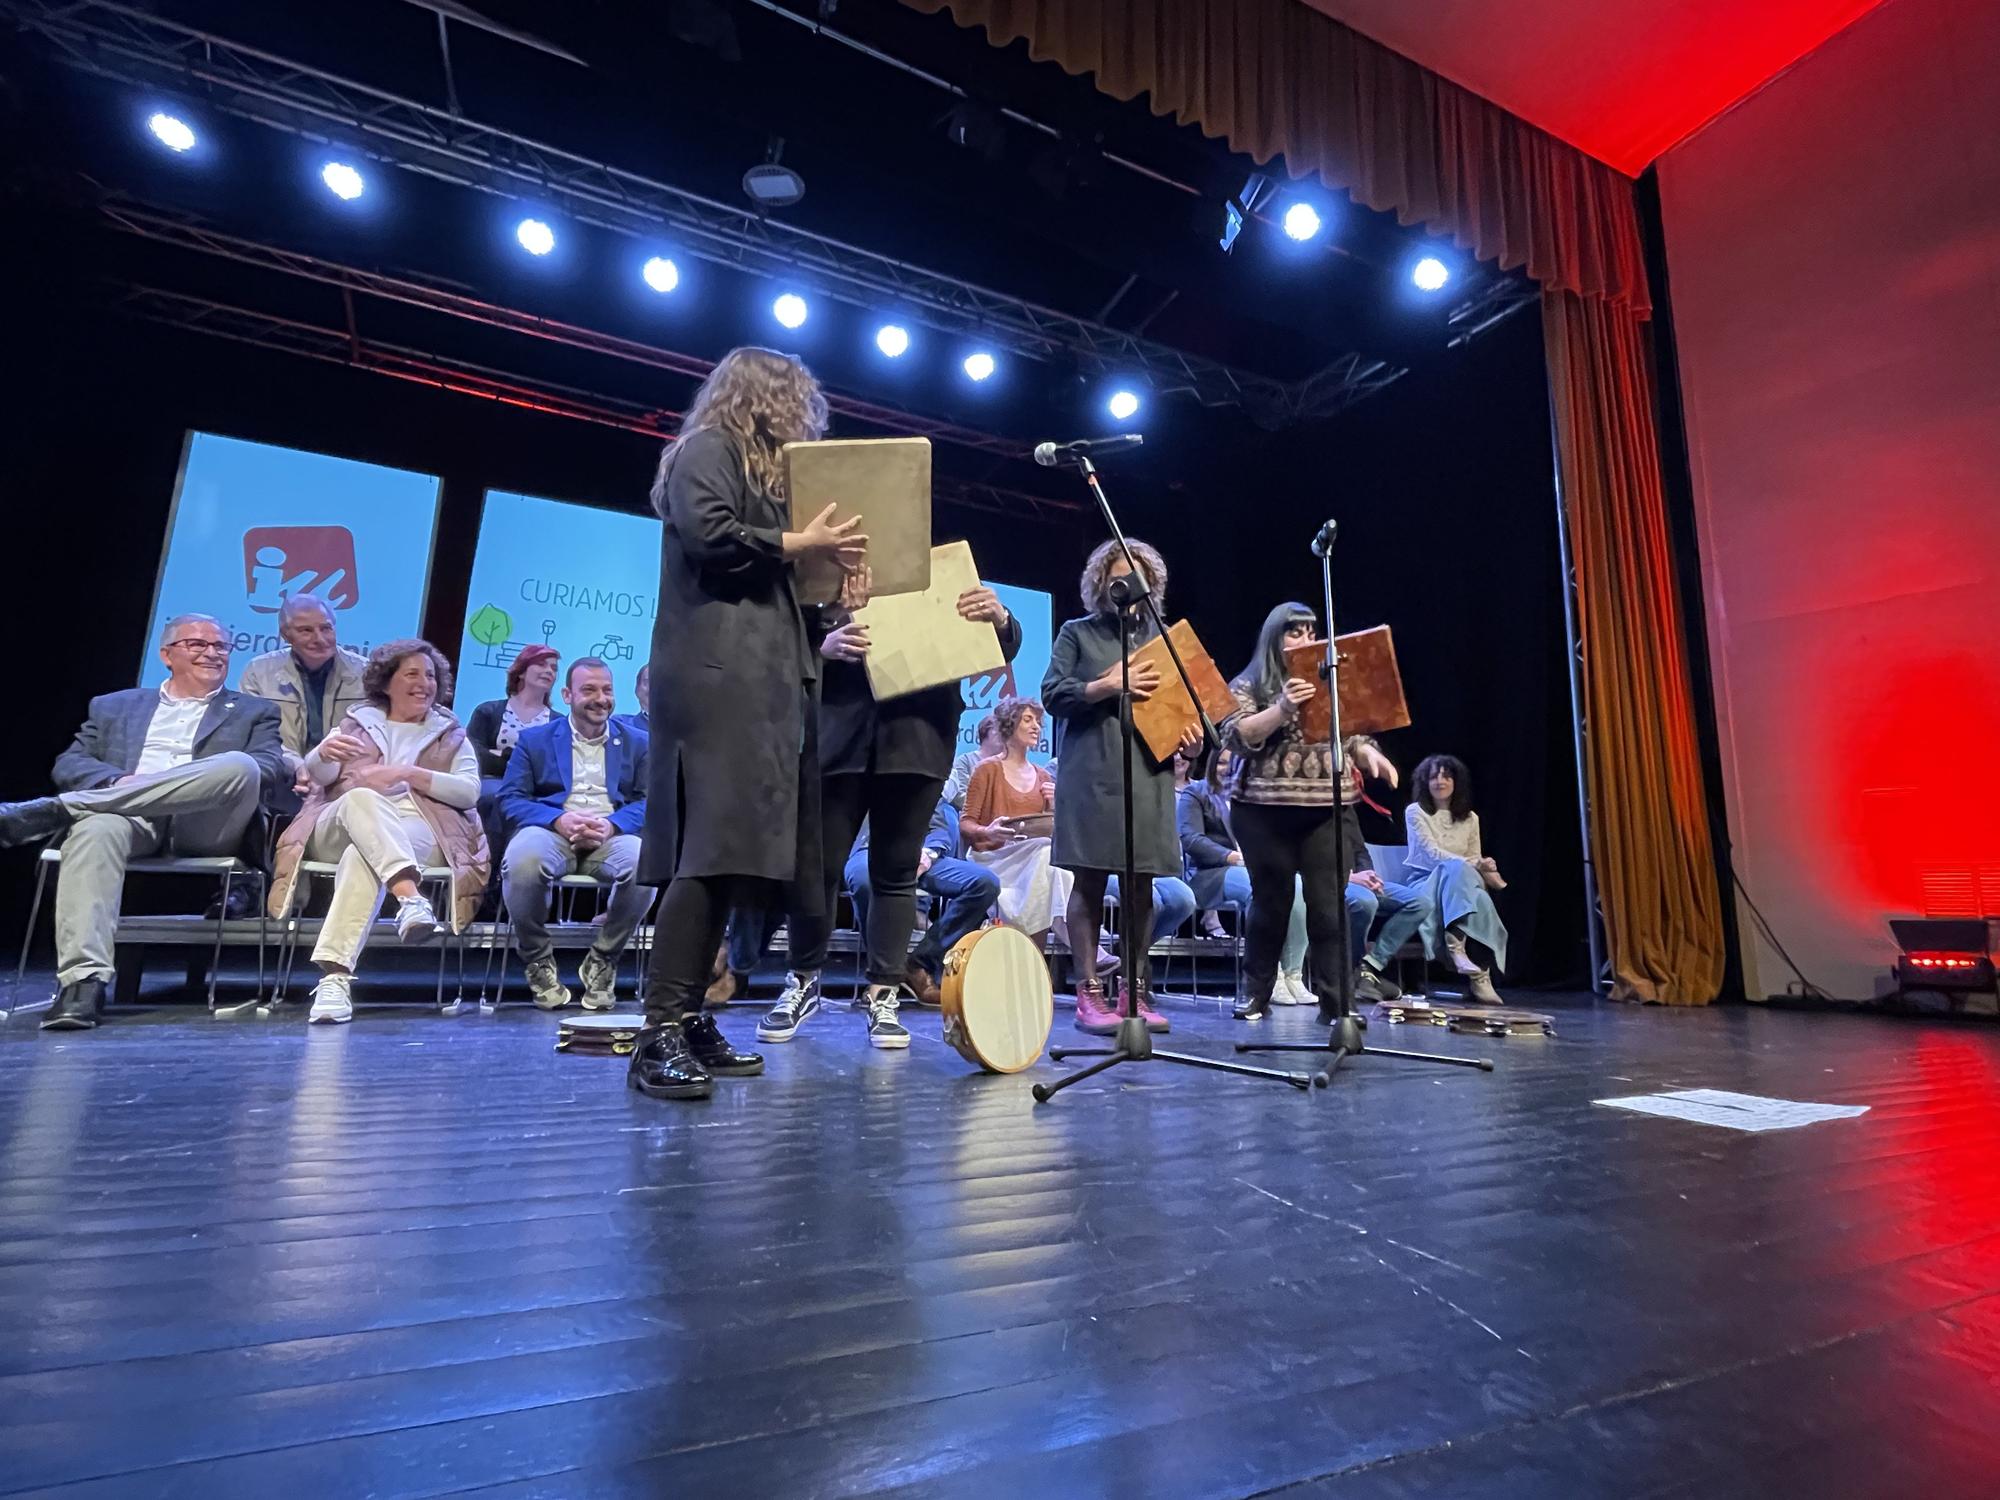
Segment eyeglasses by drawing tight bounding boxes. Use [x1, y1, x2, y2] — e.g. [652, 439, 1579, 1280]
[167, 638, 232, 659]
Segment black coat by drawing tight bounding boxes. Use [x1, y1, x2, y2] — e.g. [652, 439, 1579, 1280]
[639, 427, 822, 902]
[816, 610, 1024, 781]
[464, 697, 565, 781]
[1043, 611, 1180, 877]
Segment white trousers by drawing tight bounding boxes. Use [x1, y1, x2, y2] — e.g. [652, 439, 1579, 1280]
[306, 788, 438, 971]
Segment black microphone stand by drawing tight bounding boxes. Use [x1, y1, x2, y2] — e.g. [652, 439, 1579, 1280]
[1034, 456, 1309, 1101]
[1234, 520, 1492, 1087]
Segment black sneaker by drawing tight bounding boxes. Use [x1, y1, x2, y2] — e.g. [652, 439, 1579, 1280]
[756, 972, 821, 1042]
[1353, 965, 1401, 1004]
[863, 985, 910, 1050]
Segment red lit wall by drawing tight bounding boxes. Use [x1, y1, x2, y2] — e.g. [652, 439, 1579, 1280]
[1659, 0, 2000, 999]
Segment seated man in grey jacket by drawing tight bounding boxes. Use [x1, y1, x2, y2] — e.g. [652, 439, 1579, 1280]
[237, 593, 368, 787]
[0, 613, 287, 1031]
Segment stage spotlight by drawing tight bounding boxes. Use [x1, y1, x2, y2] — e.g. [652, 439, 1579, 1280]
[320, 161, 365, 201]
[148, 111, 196, 153]
[1412, 256, 1450, 292]
[1107, 389, 1141, 422]
[772, 292, 808, 329]
[1282, 203, 1322, 242]
[516, 217, 556, 256]
[642, 256, 680, 293]
[875, 324, 910, 358]
[963, 351, 996, 382]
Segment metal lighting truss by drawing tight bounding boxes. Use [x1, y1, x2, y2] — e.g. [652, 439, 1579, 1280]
[10, 0, 1406, 424]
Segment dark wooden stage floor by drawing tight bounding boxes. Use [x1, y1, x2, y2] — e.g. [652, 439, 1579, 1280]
[3, 988, 1998, 1498]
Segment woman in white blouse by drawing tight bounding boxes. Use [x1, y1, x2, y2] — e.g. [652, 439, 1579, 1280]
[1402, 754, 1508, 1003]
[269, 640, 490, 1024]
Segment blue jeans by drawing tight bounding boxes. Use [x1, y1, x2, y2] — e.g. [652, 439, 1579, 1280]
[847, 848, 1002, 977]
[725, 902, 773, 976]
[1347, 877, 1432, 971]
[1190, 865, 1306, 972]
[1106, 874, 1196, 946]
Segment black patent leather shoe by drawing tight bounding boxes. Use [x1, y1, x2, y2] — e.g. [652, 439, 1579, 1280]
[41, 977, 106, 1031]
[0, 796, 71, 850]
[1233, 989, 1271, 1022]
[682, 1013, 765, 1076]
[626, 1023, 715, 1100]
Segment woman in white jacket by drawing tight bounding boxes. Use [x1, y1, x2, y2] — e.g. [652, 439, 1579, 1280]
[1402, 754, 1508, 1004]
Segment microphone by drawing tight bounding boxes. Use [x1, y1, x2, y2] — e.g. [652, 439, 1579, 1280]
[1032, 434, 1144, 466]
[1310, 518, 1337, 557]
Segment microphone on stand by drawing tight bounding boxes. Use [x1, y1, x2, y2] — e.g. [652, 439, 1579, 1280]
[1032, 434, 1145, 467]
[1310, 518, 1338, 557]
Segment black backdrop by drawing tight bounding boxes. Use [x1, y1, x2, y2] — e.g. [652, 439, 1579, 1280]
[2, 245, 1586, 985]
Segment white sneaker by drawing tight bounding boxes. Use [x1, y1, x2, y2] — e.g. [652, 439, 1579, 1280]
[578, 949, 619, 1011]
[395, 893, 437, 945]
[308, 973, 353, 1024]
[524, 956, 573, 1011]
[1273, 969, 1314, 1005]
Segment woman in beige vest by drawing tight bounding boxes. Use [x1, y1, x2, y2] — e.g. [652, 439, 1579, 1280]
[269, 639, 490, 1023]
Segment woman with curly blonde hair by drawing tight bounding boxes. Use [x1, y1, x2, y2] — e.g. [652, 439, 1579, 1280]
[1043, 538, 1201, 1036]
[628, 346, 865, 1100]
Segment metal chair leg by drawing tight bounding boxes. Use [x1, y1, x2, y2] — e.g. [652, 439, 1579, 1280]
[8, 856, 54, 1021]
[206, 871, 229, 1012]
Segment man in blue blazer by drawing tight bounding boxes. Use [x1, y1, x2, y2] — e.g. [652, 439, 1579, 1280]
[497, 657, 653, 1010]
[0, 613, 286, 1030]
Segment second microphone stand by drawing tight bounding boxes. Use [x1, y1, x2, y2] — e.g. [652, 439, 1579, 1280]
[1234, 520, 1492, 1087]
[1034, 456, 1309, 1102]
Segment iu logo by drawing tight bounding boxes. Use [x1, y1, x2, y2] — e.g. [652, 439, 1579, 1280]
[965, 664, 1019, 708]
[242, 526, 360, 614]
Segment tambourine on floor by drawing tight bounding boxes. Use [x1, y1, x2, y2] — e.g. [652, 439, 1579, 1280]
[1372, 998, 1556, 1037]
[940, 925, 1053, 1074]
[555, 1013, 648, 1055]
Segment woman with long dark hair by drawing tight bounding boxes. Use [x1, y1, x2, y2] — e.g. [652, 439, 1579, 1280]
[629, 347, 864, 1100]
[1043, 538, 1200, 1036]
[1223, 601, 1426, 1022]
[1404, 754, 1508, 1003]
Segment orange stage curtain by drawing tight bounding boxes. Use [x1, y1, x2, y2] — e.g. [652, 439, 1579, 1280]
[906, 0, 1724, 1002]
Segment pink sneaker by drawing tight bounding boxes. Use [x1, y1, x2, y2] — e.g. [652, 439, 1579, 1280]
[1073, 980, 1121, 1035]
[1126, 979, 1170, 1034]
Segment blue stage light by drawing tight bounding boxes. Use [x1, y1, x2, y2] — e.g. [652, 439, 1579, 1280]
[1107, 389, 1141, 421]
[321, 162, 365, 201]
[516, 217, 556, 256]
[773, 292, 808, 329]
[642, 256, 680, 293]
[876, 324, 910, 358]
[1412, 256, 1450, 292]
[148, 112, 196, 153]
[1282, 203, 1322, 241]
[963, 351, 996, 382]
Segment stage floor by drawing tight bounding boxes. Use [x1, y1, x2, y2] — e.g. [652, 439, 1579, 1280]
[2, 990, 1998, 1497]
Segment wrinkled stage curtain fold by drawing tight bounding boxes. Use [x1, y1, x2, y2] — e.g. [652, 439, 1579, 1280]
[905, 0, 1723, 1001]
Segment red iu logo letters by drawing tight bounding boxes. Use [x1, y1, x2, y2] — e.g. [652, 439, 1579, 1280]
[242, 526, 360, 613]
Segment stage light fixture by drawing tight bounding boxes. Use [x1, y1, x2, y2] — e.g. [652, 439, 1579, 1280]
[1412, 256, 1450, 292]
[1282, 203, 1322, 242]
[1107, 389, 1141, 422]
[875, 324, 910, 358]
[1890, 919, 1996, 998]
[963, 351, 996, 382]
[772, 292, 809, 329]
[320, 161, 365, 201]
[516, 217, 556, 256]
[642, 256, 680, 293]
[148, 111, 196, 153]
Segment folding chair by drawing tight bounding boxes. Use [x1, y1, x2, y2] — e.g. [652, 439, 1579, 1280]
[480, 871, 651, 1013]
[271, 862, 464, 1015]
[8, 846, 266, 1021]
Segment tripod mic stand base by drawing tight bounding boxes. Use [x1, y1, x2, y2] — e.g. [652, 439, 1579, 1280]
[1036, 1016, 1313, 1102]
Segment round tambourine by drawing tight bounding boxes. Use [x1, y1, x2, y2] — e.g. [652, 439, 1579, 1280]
[940, 925, 1053, 1074]
[555, 1013, 648, 1055]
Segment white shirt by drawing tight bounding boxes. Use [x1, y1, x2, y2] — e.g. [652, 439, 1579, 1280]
[134, 684, 220, 777]
[564, 729, 614, 817]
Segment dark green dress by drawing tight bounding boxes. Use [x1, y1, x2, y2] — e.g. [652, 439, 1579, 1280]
[1042, 612, 1180, 877]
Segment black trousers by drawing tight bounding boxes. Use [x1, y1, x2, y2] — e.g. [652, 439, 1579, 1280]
[644, 872, 779, 1025]
[786, 772, 942, 986]
[1231, 800, 1355, 1009]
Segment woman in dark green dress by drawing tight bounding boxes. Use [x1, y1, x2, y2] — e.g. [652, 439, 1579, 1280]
[1042, 538, 1199, 1037]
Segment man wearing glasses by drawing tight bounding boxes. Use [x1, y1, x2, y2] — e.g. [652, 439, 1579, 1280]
[0, 613, 286, 1030]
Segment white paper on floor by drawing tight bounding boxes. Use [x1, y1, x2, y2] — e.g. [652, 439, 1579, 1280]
[1593, 1088, 1870, 1133]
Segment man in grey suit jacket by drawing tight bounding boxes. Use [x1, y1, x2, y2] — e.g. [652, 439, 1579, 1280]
[0, 613, 287, 1030]
[236, 593, 368, 781]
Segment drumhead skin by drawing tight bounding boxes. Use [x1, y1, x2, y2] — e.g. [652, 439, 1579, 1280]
[941, 926, 1053, 1073]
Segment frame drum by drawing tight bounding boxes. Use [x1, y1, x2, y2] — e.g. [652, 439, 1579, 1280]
[939, 926, 1053, 1073]
[556, 1013, 647, 1055]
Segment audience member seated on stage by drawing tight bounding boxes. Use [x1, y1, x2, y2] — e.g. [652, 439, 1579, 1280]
[238, 593, 367, 791]
[706, 898, 777, 1007]
[466, 644, 561, 879]
[0, 613, 286, 1032]
[1177, 749, 1313, 1005]
[943, 713, 1005, 810]
[269, 639, 489, 1025]
[1403, 754, 1507, 1004]
[498, 657, 654, 1012]
[846, 800, 1000, 1006]
[961, 697, 1074, 948]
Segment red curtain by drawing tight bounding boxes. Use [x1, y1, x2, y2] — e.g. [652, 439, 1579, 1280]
[906, 0, 1723, 1002]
